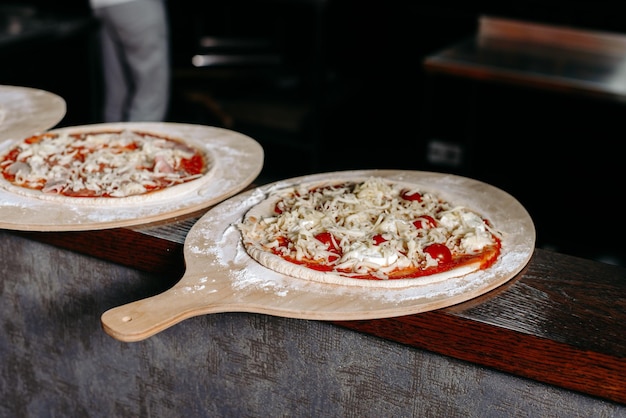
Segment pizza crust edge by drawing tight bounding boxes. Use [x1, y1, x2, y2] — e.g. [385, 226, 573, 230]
[0, 133, 218, 206]
[238, 177, 490, 289]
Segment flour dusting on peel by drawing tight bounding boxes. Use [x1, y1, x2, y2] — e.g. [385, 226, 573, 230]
[175, 276, 221, 295]
[0, 86, 66, 143]
[0, 122, 263, 230]
[183, 171, 535, 308]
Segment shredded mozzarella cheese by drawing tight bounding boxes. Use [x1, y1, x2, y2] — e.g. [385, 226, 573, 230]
[0, 130, 206, 198]
[239, 177, 502, 280]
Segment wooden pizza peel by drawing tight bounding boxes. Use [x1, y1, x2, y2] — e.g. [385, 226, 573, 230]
[101, 170, 536, 342]
[0, 122, 264, 230]
[0, 85, 66, 141]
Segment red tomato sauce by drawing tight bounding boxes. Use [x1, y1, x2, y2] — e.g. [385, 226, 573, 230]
[272, 238, 502, 280]
[0, 130, 207, 198]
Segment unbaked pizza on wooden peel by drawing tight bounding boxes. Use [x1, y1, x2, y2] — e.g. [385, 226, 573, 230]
[237, 176, 503, 288]
[0, 129, 212, 203]
[0, 122, 264, 230]
[101, 170, 535, 342]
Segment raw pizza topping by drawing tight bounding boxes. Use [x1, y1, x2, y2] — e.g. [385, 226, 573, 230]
[0, 129, 208, 198]
[238, 177, 502, 282]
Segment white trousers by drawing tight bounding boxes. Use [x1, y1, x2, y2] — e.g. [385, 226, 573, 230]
[93, 0, 170, 122]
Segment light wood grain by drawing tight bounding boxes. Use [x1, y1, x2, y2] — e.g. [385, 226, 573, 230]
[0, 85, 66, 141]
[101, 170, 536, 342]
[0, 122, 264, 231]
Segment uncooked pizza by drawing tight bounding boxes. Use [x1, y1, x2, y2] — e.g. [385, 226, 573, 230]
[237, 177, 503, 287]
[0, 129, 214, 204]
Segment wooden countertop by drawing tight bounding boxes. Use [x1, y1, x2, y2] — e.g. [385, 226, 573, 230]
[14, 194, 626, 406]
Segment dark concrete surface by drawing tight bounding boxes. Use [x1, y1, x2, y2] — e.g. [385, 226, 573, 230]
[1, 231, 624, 417]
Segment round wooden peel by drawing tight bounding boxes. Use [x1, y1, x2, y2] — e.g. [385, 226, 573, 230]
[0, 85, 66, 141]
[101, 170, 536, 342]
[0, 122, 264, 231]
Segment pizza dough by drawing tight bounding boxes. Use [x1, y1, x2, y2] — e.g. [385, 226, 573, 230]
[0, 128, 218, 206]
[237, 176, 502, 288]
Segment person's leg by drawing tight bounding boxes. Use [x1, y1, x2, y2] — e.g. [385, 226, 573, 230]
[106, 0, 170, 122]
[93, 6, 130, 123]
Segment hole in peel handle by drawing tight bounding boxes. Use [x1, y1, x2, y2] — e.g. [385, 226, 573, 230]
[100, 289, 216, 342]
[101, 302, 182, 342]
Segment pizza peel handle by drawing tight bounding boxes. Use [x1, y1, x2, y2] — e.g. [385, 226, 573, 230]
[100, 170, 537, 342]
[100, 273, 240, 342]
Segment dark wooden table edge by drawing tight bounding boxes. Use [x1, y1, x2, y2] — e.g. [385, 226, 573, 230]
[332, 311, 626, 406]
[11, 224, 626, 406]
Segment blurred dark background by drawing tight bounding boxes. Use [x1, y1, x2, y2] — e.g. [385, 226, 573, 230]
[1, 0, 624, 266]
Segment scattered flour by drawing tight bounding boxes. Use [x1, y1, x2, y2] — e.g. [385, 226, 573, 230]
[0, 122, 263, 230]
[179, 171, 535, 312]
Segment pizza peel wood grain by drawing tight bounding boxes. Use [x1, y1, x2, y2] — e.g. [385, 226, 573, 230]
[101, 170, 535, 342]
[0, 122, 264, 231]
[0, 85, 66, 141]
